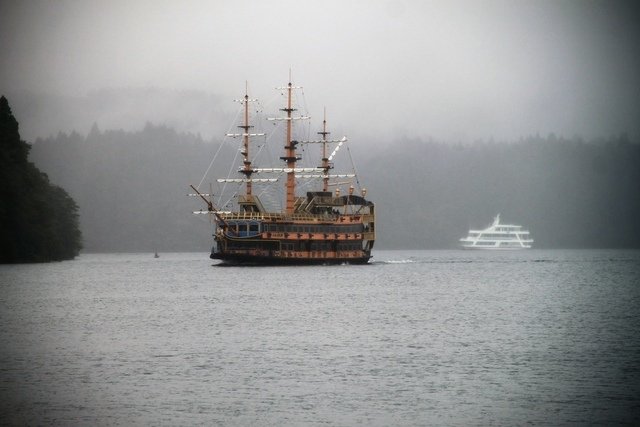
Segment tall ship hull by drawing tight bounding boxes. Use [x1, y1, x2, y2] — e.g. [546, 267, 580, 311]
[460, 214, 533, 250]
[191, 78, 375, 265]
[209, 192, 375, 265]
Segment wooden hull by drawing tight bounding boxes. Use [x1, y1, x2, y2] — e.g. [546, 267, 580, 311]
[210, 251, 371, 265]
[210, 202, 375, 267]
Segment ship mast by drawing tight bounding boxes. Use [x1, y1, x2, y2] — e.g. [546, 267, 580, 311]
[276, 76, 307, 214]
[225, 83, 263, 197]
[241, 85, 253, 195]
[318, 108, 331, 192]
[283, 81, 296, 213]
[266, 74, 310, 214]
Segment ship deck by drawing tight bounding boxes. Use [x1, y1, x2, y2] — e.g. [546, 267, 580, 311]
[218, 211, 374, 223]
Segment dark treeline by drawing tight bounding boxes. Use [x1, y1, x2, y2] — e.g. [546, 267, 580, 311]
[29, 125, 640, 251]
[1, 96, 81, 262]
[30, 124, 234, 252]
[361, 134, 640, 249]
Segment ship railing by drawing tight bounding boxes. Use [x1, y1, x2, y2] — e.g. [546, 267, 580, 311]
[218, 211, 373, 223]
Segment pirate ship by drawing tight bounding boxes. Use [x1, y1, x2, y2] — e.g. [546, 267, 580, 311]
[190, 79, 375, 264]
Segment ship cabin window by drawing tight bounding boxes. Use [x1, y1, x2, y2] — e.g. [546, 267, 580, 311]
[282, 243, 295, 251]
[337, 242, 362, 251]
[229, 221, 260, 236]
[262, 223, 364, 234]
[310, 241, 331, 251]
[489, 233, 504, 239]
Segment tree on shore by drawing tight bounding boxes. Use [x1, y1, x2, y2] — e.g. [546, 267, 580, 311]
[0, 96, 82, 263]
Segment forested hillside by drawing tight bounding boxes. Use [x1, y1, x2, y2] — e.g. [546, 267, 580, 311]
[30, 126, 640, 252]
[360, 135, 640, 248]
[1, 96, 82, 262]
[30, 124, 236, 252]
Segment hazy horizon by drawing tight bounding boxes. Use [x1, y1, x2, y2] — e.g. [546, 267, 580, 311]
[2, 0, 639, 142]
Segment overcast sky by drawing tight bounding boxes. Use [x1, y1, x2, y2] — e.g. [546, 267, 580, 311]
[1, 0, 638, 141]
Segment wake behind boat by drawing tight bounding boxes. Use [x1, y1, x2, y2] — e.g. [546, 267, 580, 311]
[460, 214, 533, 250]
[190, 78, 375, 265]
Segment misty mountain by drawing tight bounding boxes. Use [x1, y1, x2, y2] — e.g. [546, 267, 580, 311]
[30, 124, 233, 252]
[29, 124, 640, 252]
[361, 134, 639, 249]
[5, 87, 232, 142]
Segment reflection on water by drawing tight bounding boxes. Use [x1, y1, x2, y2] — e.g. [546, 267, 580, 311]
[1, 250, 639, 425]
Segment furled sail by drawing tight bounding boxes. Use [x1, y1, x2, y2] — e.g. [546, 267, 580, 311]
[216, 178, 278, 183]
[251, 167, 325, 173]
[295, 174, 356, 178]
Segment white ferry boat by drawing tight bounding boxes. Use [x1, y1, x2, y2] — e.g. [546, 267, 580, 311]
[460, 214, 533, 250]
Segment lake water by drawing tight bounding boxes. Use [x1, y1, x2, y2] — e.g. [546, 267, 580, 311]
[1, 249, 639, 425]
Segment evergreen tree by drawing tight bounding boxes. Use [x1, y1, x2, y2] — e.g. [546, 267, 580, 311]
[0, 96, 82, 263]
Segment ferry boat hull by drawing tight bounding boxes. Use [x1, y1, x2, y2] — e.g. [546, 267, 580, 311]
[460, 214, 533, 250]
[460, 244, 531, 250]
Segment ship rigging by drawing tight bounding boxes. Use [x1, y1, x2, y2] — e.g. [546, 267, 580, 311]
[190, 78, 375, 265]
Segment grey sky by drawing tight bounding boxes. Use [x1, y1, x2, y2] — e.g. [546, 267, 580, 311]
[1, 0, 638, 141]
